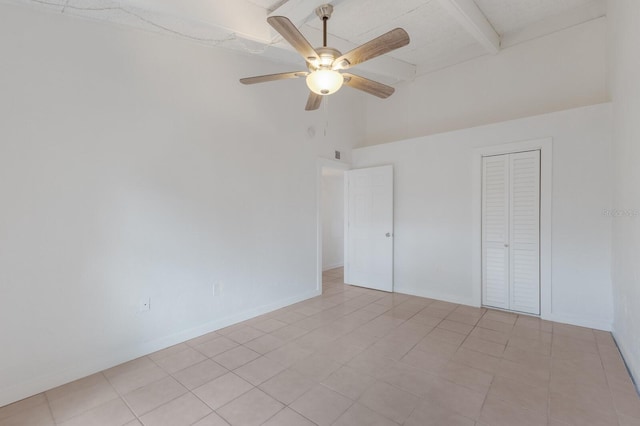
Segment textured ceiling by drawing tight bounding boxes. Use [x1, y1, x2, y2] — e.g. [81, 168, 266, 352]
[306, 0, 428, 42]
[1, 0, 606, 81]
[474, 0, 592, 34]
[304, 0, 482, 66]
[245, 0, 286, 12]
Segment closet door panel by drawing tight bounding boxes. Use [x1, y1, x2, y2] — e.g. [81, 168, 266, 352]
[482, 155, 510, 310]
[509, 151, 541, 315]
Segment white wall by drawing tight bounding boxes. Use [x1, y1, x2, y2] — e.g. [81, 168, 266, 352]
[0, 3, 362, 406]
[362, 18, 608, 146]
[352, 103, 614, 331]
[321, 171, 344, 270]
[607, 0, 640, 385]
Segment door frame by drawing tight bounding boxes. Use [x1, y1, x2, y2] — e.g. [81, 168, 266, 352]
[472, 138, 552, 318]
[316, 158, 350, 292]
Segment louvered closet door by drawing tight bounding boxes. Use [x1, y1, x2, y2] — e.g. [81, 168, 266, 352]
[509, 151, 540, 314]
[482, 155, 510, 310]
[482, 151, 540, 315]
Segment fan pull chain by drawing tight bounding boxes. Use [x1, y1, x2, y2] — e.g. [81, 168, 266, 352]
[323, 95, 329, 137]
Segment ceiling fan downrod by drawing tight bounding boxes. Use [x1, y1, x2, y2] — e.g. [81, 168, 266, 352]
[315, 4, 333, 48]
[323, 16, 327, 47]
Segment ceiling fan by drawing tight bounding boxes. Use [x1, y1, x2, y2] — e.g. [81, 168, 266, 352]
[240, 4, 410, 111]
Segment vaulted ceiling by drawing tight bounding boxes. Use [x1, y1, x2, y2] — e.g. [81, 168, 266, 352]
[4, 0, 606, 83]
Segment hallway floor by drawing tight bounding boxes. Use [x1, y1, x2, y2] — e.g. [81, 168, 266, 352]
[1, 268, 639, 425]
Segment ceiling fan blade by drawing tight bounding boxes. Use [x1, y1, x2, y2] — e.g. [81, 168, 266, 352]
[240, 71, 307, 85]
[342, 73, 395, 99]
[333, 28, 410, 70]
[305, 92, 323, 111]
[268, 16, 320, 64]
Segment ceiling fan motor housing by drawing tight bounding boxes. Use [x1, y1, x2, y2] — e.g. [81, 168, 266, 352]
[310, 46, 342, 70]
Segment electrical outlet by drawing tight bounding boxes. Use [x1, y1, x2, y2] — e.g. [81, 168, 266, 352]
[335, 150, 341, 160]
[138, 297, 151, 312]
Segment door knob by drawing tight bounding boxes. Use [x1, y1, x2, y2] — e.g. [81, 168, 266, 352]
[504, 243, 509, 247]
[386, 233, 392, 237]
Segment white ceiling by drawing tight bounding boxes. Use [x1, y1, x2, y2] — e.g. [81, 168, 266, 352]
[2, 0, 606, 82]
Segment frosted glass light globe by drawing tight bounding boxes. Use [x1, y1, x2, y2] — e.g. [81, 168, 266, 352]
[306, 69, 344, 95]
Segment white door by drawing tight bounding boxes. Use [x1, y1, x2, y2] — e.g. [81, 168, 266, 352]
[482, 151, 540, 315]
[482, 155, 510, 310]
[345, 165, 394, 292]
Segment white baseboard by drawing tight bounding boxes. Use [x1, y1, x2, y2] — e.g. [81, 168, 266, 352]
[322, 263, 344, 271]
[396, 285, 613, 331]
[612, 327, 640, 394]
[543, 313, 612, 332]
[0, 288, 321, 408]
[394, 285, 477, 308]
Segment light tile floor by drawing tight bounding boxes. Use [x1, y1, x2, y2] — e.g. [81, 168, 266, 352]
[2, 267, 640, 425]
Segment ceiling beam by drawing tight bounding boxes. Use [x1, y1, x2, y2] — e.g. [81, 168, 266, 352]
[437, 0, 500, 54]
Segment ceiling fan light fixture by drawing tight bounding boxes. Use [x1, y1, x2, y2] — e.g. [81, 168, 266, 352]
[306, 69, 344, 95]
[241, 8, 410, 110]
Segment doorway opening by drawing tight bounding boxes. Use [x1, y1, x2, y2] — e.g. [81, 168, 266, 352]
[321, 168, 345, 270]
[317, 159, 349, 293]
